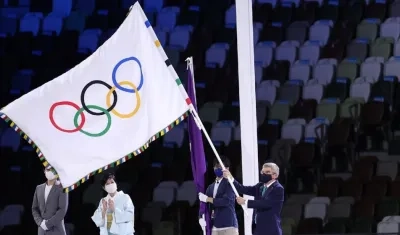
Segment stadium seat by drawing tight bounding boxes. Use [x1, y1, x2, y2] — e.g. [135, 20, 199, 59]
[309, 20, 332, 46]
[275, 40, 298, 65]
[211, 121, 234, 146]
[347, 39, 369, 61]
[255, 42, 275, 67]
[153, 181, 178, 207]
[0, 128, 21, 151]
[64, 11, 86, 32]
[42, 13, 63, 35]
[52, 0, 72, 17]
[302, 80, 323, 103]
[286, 21, 309, 44]
[205, 43, 229, 68]
[312, 58, 336, 85]
[176, 181, 197, 206]
[256, 80, 278, 106]
[299, 40, 320, 65]
[168, 26, 191, 51]
[0, 205, 24, 227]
[75, 0, 95, 16]
[78, 29, 101, 53]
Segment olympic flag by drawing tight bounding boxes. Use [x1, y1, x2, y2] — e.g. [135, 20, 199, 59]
[0, 3, 191, 192]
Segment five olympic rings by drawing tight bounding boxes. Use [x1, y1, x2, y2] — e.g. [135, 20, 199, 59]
[49, 57, 144, 137]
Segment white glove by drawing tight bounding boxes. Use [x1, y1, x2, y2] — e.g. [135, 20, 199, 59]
[199, 217, 206, 227]
[198, 193, 208, 202]
[40, 220, 48, 230]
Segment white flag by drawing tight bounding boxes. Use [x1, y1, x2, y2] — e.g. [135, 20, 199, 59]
[0, 2, 190, 191]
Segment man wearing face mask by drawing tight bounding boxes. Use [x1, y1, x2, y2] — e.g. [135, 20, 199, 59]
[198, 157, 238, 235]
[223, 162, 284, 235]
[32, 166, 68, 235]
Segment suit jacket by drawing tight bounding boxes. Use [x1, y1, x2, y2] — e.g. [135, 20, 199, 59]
[205, 178, 238, 229]
[32, 183, 69, 235]
[92, 191, 135, 235]
[234, 180, 284, 235]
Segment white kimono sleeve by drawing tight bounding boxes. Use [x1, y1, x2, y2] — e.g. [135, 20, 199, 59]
[91, 200, 105, 227]
[114, 194, 135, 224]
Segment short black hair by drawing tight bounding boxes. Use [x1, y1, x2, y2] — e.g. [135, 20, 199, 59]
[213, 156, 230, 168]
[101, 173, 116, 186]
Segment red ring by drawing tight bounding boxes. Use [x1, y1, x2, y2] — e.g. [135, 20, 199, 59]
[49, 101, 86, 133]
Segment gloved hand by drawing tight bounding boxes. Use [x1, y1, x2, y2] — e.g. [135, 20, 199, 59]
[199, 216, 206, 227]
[198, 193, 208, 202]
[40, 220, 48, 231]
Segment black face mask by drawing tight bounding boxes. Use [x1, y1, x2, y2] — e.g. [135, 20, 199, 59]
[260, 174, 272, 183]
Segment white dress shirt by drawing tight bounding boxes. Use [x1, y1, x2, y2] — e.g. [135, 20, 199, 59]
[44, 184, 53, 203]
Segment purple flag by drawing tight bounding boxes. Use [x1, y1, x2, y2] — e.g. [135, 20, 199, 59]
[187, 64, 211, 235]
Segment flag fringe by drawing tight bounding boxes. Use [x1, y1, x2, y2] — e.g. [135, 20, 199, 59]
[0, 111, 189, 193]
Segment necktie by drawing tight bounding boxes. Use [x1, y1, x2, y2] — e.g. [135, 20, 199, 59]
[262, 186, 267, 196]
[255, 186, 267, 224]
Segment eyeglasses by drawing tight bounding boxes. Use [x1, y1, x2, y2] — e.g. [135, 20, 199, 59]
[260, 170, 275, 175]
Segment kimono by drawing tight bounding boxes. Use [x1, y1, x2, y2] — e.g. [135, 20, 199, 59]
[92, 191, 135, 235]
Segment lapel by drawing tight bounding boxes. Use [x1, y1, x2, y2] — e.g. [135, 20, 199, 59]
[214, 178, 225, 197]
[206, 183, 214, 197]
[39, 184, 46, 209]
[263, 181, 277, 198]
[44, 183, 57, 209]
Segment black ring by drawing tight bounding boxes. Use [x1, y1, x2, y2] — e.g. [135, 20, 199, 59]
[80, 80, 118, 116]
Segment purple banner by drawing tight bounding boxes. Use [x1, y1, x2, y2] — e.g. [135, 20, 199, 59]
[187, 65, 211, 235]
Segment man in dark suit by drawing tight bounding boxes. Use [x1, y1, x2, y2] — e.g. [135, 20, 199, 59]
[198, 157, 238, 235]
[223, 162, 284, 235]
[32, 166, 68, 235]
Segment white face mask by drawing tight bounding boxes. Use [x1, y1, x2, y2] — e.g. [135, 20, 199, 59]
[105, 183, 117, 194]
[45, 171, 56, 180]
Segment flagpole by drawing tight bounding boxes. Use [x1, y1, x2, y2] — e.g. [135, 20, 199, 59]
[186, 57, 248, 216]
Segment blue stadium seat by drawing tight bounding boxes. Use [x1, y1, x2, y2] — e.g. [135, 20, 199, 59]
[64, 11, 86, 32]
[144, 0, 164, 13]
[10, 69, 34, 95]
[0, 128, 21, 152]
[163, 6, 180, 14]
[156, 8, 177, 32]
[19, 12, 43, 36]
[154, 29, 167, 47]
[0, 15, 17, 35]
[0, 6, 29, 17]
[205, 43, 229, 68]
[225, 4, 236, 28]
[42, 13, 63, 35]
[259, 0, 278, 8]
[168, 26, 191, 51]
[78, 29, 101, 53]
[52, 0, 72, 17]
[121, 0, 137, 10]
[75, 0, 95, 16]
[19, 0, 31, 6]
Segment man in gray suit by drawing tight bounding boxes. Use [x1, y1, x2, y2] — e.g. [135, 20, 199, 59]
[32, 166, 69, 235]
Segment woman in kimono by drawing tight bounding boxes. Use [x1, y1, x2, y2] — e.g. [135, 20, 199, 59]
[92, 173, 135, 235]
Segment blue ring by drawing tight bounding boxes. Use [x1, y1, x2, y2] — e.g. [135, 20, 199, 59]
[112, 57, 144, 93]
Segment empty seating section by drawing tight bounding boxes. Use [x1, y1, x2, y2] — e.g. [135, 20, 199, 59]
[4, 0, 400, 234]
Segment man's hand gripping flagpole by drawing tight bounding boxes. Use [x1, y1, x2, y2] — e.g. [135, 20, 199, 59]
[185, 58, 248, 217]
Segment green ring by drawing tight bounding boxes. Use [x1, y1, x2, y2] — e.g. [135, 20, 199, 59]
[73, 105, 112, 137]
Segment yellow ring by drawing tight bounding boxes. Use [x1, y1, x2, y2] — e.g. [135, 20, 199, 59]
[106, 81, 141, 119]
